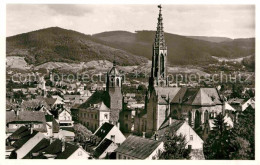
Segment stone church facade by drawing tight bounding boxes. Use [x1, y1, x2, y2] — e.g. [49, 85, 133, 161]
[134, 6, 224, 137]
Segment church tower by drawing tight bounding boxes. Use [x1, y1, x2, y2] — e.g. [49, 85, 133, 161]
[149, 5, 168, 90]
[106, 60, 123, 123]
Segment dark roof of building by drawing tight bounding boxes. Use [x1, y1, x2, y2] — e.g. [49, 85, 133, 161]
[41, 139, 62, 155]
[79, 91, 110, 109]
[55, 143, 79, 159]
[6, 111, 47, 132]
[94, 122, 114, 141]
[23, 138, 50, 159]
[8, 126, 30, 140]
[45, 98, 57, 106]
[157, 119, 185, 140]
[154, 87, 180, 104]
[52, 119, 60, 133]
[171, 88, 222, 106]
[12, 131, 38, 149]
[94, 138, 114, 158]
[114, 135, 163, 159]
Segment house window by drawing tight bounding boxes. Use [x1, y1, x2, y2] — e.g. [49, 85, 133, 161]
[78, 151, 82, 156]
[91, 114, 93, 119]
[125, 114, 128, 119]
[188, 145, 192, 150]
[190, 135, 193, 140]
[95, 114, 97, 119]
[118, 154, 121, 159]
[104, 114, 108, 119]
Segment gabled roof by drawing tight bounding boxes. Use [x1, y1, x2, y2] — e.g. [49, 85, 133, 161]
[157, 118, 185, 141]
[94, 138, 114, 158]
[114, 135, 163, 159]
[192, 89, 215, 106]
[8, 126, 30, 140]
[23, 138, 50, 159]
[79, 91, 110, 109]
[224, 102, 236, 111]
[45, 98, 57, 106]
[171, 88, 222, 106]
[55, 143, 79, 159]
[41, 139, 62, 155]
[6, 111, 47, 132]
[94, 122, 114, 141]
[154, 87, 181, 104]
[12, 131, 38, 149]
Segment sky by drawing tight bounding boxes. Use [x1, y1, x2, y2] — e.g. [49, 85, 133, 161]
[6, 4, 255, 38]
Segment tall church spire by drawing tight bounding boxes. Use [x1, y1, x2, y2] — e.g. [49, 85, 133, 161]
[149, 4, 168, 89]
[154, 4, 166, 50]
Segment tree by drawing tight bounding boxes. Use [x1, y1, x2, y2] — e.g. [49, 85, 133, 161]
[232, 106, 255, 159]
[159, 134, 190, 159]
[204, 113, 253, 160]
[231, 84, 243, 98]
[204, 113, 233, 159]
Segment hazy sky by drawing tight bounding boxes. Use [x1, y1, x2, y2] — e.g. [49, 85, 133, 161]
[6, 4, 255, 38]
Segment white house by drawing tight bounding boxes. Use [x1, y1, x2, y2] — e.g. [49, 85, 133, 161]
[94, 122, 126, 146]
[157, 118, 204, 150]
[55, 143, 91, 159]
[58, 109, 74, 127]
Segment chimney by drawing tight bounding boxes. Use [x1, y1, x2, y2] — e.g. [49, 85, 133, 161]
[154, 133, 158, 141]
[50, 136, 54, 144]
[30, 124, 33, 134]
[62, 139, 66, 152]
[169, 117, 172, 125]
[116, 122, 120, 128]
[142, 132, 146, 138]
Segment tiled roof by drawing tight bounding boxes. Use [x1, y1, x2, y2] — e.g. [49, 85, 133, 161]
[55, 143, 79, 159]
[41, 139, 62, 155]
[6, 111, 47, 132]
[45, 98, 57, 106]
[79, 91, 110, 109]
[94, 122, 114, 141]
[114, 135, 162, 159]
[154, 87, 181, 104]
[84, 102, 110, 112]
[171, 88, 222, 106]
[12, 131, 38, 149]
[94, 138, 114, 158]
[192, 89, 215, 106]
[8, 126, 30, 140]
[157, 119, 185, 140]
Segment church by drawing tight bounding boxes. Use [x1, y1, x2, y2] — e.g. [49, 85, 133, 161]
[134, 5, 224, 137]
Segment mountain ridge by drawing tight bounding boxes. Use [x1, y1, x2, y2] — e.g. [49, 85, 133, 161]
[6, 27, 255, 66]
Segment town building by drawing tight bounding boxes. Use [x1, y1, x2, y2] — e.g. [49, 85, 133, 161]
[114, 135, 164, 159]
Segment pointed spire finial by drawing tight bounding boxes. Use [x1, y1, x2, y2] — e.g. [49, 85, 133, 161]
[113, 54, 116, 66]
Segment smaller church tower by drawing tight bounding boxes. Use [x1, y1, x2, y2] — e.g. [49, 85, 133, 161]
[106, 60, 123, 123]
